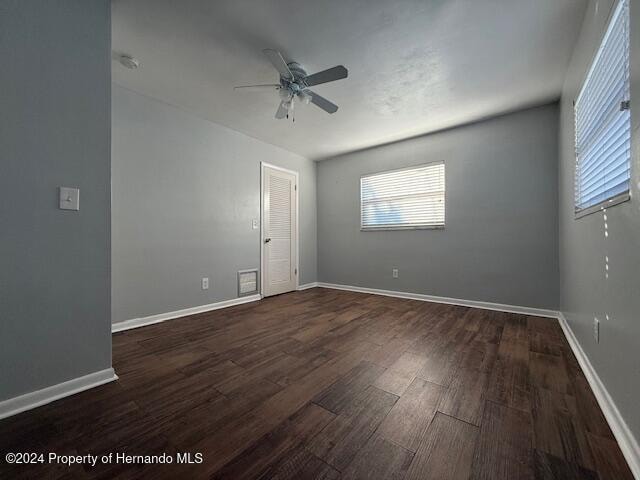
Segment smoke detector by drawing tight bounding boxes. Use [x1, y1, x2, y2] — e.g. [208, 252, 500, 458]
[118, 54, 140, 69]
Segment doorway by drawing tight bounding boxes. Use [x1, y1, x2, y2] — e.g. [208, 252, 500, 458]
[261, 163, 298, 297]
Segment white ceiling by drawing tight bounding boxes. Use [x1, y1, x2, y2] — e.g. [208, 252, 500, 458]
[112, 0, 587, 160]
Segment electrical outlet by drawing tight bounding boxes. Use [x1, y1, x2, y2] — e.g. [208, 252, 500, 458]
[593, 317, 600, 343]
[252, 219, 259, 230]
[202, 277, 209, 290]
[392, 268, 399, 278]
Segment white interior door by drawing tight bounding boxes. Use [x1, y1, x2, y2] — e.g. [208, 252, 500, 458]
[262, 165, 297, 297]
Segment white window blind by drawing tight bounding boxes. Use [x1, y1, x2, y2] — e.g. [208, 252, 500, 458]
[574, 0, 631, 215]
[361, 162, 445, 230]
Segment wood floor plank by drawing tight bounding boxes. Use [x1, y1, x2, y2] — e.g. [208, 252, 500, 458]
[363, 337, 412, 368]
[255, 445, 340, 480]
[163, 378, 281, 448]
[568, 375, 614, 438]
[215, 353, 296, 396]
[308, 386, 398, 471]
[179, 357, 245, 382]
[212, 403, 335, 480]
[404, 412, 478, 480]
[373, 352, 426, 396]
[527, 316, 563, 339]
[267, 348, 339, 387]
[224, 338, 301, 369]
[0, 410, 59, 453]
[529, 332, 563, 357]
[586, 432, 635, 480]
[341, 434, 414, 480]
[258, 448, 340, 480]
[529, 352, 572, 394]
[472, 311, 505, 344]
[72, 400, 168, 453]
[251, 343, 372, 428]
[388, 351, 428, 376]
[532, 449, 598, 480]
[288, 455, 341, 480]
[313, 360, 386, 414]
[500, 316, 530, 343]
[530, 386, 594, 469]
[439, 367, 491, 426]
[486, 337, 530, 412]
[292, 308, 368, 343]
[415, 342, 461, 387]
[372, 369, 416, 396]
[190, 412, 273, 478]
[470, 401, 534, 480]
[377, 377, 445, 452]
[456, 340, 499, 373]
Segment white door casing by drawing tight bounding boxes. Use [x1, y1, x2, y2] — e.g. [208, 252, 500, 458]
[261, 163, 298, 297]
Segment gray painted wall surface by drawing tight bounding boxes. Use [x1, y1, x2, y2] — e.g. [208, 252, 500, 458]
[0, 0, 112, 401]
[559, 0, 640, 442]
[317, 105, 559, 309]
[111, 85, 317, 324]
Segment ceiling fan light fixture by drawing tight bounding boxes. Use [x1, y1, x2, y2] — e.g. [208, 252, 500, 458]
[278, 88, 291, 100]
[299, 92, 312, 105]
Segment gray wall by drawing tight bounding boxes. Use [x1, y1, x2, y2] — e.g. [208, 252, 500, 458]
[559, 0, 640, 442]
[0, 0, 112, 401]
[112, 85, 317, 324]
[317, 104, 559, 309]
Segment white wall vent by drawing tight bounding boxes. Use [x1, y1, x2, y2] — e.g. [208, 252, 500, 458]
[238, 269, 258, 296]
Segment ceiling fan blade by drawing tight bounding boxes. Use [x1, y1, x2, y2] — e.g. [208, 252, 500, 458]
[304, 65, 348, 87]
[275, 100, 288, 119]
[306, 90, 338, 114]
[263, 49, 293, 80]
[234, 84, 280, 92]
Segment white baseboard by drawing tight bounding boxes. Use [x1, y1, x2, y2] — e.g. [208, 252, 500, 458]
[112, 294, 262, 333]
[297, 282, 319, 291]
[558, 313, 640, 479]
[316, 282, 558, 318]
[0, 368, 118, 420]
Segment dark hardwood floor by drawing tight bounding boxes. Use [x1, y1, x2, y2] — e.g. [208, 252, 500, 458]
[0, 288, 634, 479]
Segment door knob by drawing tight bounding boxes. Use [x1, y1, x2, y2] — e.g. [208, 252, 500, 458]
[264, 238, 271, 243]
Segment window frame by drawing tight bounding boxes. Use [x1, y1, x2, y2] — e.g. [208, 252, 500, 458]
[573, 0, 631, 219]
[360, 161, 446, 232]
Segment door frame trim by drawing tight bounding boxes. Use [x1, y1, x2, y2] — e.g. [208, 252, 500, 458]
[260, 162, 300, 297]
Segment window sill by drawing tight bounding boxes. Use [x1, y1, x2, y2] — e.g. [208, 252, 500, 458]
[574, 192, 630, 219]
[361, 225, 445, 231]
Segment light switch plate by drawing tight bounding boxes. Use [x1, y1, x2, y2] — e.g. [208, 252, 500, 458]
[59, 187, 80, 211]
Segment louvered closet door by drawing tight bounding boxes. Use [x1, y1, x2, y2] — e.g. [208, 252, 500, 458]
[263, 166, 297, 297]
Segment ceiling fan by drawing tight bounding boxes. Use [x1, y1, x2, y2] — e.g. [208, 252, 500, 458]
[234, 49, 348, 120]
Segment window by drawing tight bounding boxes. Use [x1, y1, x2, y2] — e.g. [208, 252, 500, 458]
[361, 162, 445, 230]
[574, 0, 631, 217]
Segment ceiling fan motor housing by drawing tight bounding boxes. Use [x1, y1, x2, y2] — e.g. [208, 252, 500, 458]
[244, 49, 344, 118]
[282, 62, 309, 93]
